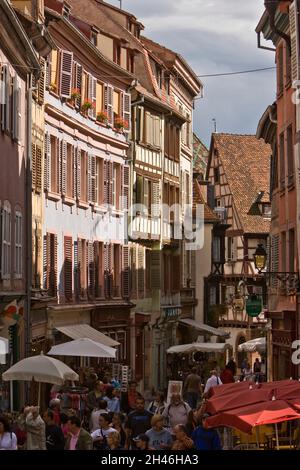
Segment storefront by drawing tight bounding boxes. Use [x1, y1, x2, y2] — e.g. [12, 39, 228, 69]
[271, 310, 297, 380]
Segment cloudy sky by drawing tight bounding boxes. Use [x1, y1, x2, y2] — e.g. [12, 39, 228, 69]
[107, 0, 276, 146]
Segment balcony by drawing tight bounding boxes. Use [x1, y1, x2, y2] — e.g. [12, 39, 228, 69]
[180, 287, 196, 307]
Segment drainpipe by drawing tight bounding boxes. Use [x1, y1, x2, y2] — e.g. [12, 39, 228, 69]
[264, 0, 291, 53]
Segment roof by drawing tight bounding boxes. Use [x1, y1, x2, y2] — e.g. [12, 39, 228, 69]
[209, 134, 271, 234]
[193, 133, 209, 173]
[179, 319, 229, 338]
[193, 178, 219, 222]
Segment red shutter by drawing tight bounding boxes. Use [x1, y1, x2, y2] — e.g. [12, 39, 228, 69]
[131, 245, 137, 298]
[105, 84, 114, 125]
[64, 236, 73, 301]
[122, 245, 130, 299]
[122, 92, 131, 132]
[60, 50, 73, 98]
[122, 165, 130, 211]
[74, 239, 79, 298]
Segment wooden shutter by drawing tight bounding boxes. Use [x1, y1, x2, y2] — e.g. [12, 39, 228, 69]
[131, 245, 137, 297]
[154, 116, 160, 147]
[109, 162, 114, 206]
[104, 160, 108, 204]
[0, 65, 6, 131]
[152, 181, 160, 217]
[72, 146, 77, 199]
[44, 133, 51, 191]
[290, 1, 300, 82]
[122, 92, 131, 132]
[122, 245, 130, 298]
[75, 63, 82, 109]
[105, 84, 114, 125]
[38, 57, 45, 104]
[77, 238, 83, 295]
[60, 50, 73, 98]
[143, 178, 148, 215]
[138, 246, 144, 297]
[88, 240, 95, 298]
[150, 250, 161, 289]
[145, 111, 151, 144]
[36, 145, 42, 193]
[74, 239, 79, 297]
[46, 54, 51, 89]
[32, 143, 36, 190]
[181, 241, 186, 288]
[57, 138, 62, 194]
[88, 154, 96, 203]
[94, 241, 103, 298]
[121, 165, 130, 211]
[64, 236, 73, 301]
[12, 75, 18, 141]
[75, 147, 81, 200]
[271, 234, 279, 288]
[171, 255, 180, 292]
[48, 233, 58, 297]
[61, 140, 67, 195]
[137, 106, 144, 142]
[104, 243, 110, 298]
[5, 66, 10, 132]
[88, 76, 97, 119]
[43, 234, 50, 290]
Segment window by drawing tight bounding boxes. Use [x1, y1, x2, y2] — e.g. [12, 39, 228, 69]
[214, 167, 220, 183]
[155, 66, 162, 89]
[279, 132, 285, 188]
[144, 112, 161, 148]
[213, 237, 221, 263]
[262, 203, 271, 218]
[32, 143, 42, 193]
[91, 30, 98, 47]
[78, 238, 87, 293]
[277, 45, 284, 95]
[287, 125, 294, 181]
[113, 90, 121, 120]
[286, 44, 291, 85]
[1, 202, 11, 279]
[50, 50, 60, 93]
[66, 143, 74, 198]
[281, 232, 286, 273]
[165, 76, 170, 95]
[44, 233, 57, 296]
[127, 51, 135, 74]
[185, 173, 190, 205]
[80, 150, 87, 202]
[15, 211, 22, 279]
[113, 42, 121, 66]
[112, 244, 121, 297]
[94, 241, 104, 298]
[96, 82, 104, 116]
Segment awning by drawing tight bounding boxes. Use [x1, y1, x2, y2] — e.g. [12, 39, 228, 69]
[167, 342, 232, 354]
[179, 318, 230, 338]
[238, 337, 266, 353]
[55, 324, 119, 347]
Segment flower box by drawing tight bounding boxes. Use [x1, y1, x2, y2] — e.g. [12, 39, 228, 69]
[71, 88, 81, 101]
[81, 99, 95, 112]
[114, 116, 129, 130]
[96, 111, 109, 124]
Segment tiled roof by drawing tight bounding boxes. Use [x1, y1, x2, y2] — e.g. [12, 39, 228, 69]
[193, 179, 219, 222]
[211, 133, 271, 234]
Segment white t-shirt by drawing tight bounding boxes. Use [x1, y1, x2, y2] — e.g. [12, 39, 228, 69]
[91, 427, 116, 441]
[162, 402, 191, 428]
[204, 375, 223, 395]
[0, 432, 18, 450]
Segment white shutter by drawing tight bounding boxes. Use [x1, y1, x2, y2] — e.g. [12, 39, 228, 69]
[0, 66, 6, 131]
[57, 138, 62, 194]
[105, 84, 114, 126]
[137, 106, 144, 142]
[75, 63, 82, 109]
[152, 181, 160, 217]
[17, 78, 21, 142]
[145, 111, 151, 144]
[290, 1, 300, 82]
[123, 92, 131, 133]
[121, 165, 130, 211]
[44, 133, 51, 191]
[88, 153, 92, 202]
[73, 145, 77, 199]
[60, 50, 73, 98]
[154, 116, 160, 147]
[76, 147, 81, 200]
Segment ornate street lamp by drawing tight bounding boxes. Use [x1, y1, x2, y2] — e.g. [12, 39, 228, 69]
[253, 243, 267, 274]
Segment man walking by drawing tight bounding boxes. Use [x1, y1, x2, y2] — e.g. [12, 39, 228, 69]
[183, 367, 202, 409]
[43, 410, 65, 450]
[162, 394, 191, 430]
[125, 397, 153, 449]
[203, 370, 223, 398]
[65, 416, 93, 450]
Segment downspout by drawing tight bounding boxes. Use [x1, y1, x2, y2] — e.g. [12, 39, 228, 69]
[265, 0, 291, 53]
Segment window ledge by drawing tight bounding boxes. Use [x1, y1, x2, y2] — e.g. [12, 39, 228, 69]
[77, 201, 90, 210]
[63, 196, 76, 206]
[46, 191, 61, 202]
[93, 204, 107, 214]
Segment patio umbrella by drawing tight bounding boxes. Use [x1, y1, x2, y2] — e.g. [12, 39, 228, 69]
[206, 385, 273, 415]
[2, 352, 79, 406]
[238, 337, 266, 353]
[209, 380, 257, 398]
[204, 398, 300, 436]
[47, 337, 116, 358]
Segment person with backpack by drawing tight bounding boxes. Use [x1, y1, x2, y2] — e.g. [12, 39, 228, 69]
[91, 413, 115, 450]
[161, 394, 191, 430]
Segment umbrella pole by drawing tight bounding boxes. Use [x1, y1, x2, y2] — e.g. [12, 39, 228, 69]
[38, 382, 41, 408]
[275, 423, 279, 450]
[255, 427, 259, 449]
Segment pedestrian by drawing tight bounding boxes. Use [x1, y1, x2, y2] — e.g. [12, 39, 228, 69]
[125, 397, 153, 449]
[171, 424, 194, 450]
[226, 358, 237, 377]
[253, 358, 262, 382]
[120, 381, 141, 414]
[192, 413, 222, 450]
[49, 398, 61, 426]
[133, 433, 150, 451]
[91, 413, 116, 450]
[43, 410, 65, 450]
[203, 370, 223, 398]
[86, 381, 104, 414]
[147, 391, 166, 415]
[65, 416, 93, 450]
[103, 386, 120, 413]
[162, 393, 191, 430]
[244, 363, 253, 381]
[107, 430, 123, 450]
[220, 365, 235, 384]
[25, 406, 46, 450]
[185, 409, 198, 436]
[111, 413, 126, 448]
[145, 414, 173, 450]
[89, 399, 109, 432]
[183, 367, 202, 409]
[0, 415, 17, 450]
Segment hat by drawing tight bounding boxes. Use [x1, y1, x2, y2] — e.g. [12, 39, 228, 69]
[133, 434, 149, 443]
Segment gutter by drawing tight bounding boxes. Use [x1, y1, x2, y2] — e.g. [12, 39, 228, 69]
[264, 0, 291, 53]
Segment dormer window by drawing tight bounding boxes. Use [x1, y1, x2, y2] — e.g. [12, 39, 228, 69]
[113, 41, 121, 66]
[261, 203, 271, 218]
[165, 76, 170, 95]
[156, 66, 162, 89]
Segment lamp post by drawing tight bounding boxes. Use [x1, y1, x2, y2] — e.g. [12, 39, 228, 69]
[253, 243, 267, 274]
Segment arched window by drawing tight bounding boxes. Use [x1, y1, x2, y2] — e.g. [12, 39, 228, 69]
[15, 209, 22, 278]
[1, 201, 11, 280]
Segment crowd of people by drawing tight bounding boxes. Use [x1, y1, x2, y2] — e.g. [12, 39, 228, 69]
[0, 357, 264, 451]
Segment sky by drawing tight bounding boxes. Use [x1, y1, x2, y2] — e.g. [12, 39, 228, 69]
[107, 0, 276, 146]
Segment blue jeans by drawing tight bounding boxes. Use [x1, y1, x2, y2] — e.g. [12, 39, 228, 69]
[185, 392, 199, 409]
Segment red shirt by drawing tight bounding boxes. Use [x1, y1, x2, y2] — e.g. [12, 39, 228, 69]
[220, 368, 234, 384]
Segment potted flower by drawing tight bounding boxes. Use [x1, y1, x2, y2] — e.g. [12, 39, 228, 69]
[50, 82, 57, 93]
[96, 110, 109, 124]
[81, 99, 95, 115]
[114, 116, 129, 131]
[70, 88, 81, 102]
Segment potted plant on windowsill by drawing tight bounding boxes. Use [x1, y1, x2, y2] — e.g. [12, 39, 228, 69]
[96, 110, 109, 125]
[114, 116, 129, 132]
[70, 88, 81, 104]
[81, 99, 94, 116]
